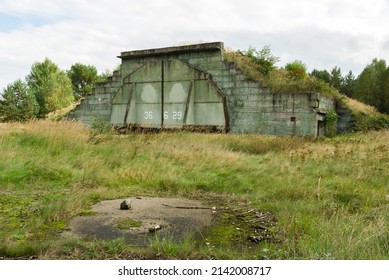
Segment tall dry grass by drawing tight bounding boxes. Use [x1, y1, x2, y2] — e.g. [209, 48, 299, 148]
[0, 120, 388, 259]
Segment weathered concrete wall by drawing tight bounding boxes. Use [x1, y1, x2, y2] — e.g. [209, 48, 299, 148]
[209, 61, 335, 136]
[67, 71, 121, 125]
[336, 103, 354, 134]
[68, 42, 337, 136]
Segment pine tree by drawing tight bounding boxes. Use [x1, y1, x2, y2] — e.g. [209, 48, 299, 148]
[310, 69, 331, 83]
[341, 71, 356, 97]
[330, 66, 344, 91]
[0, 80, 39, 122]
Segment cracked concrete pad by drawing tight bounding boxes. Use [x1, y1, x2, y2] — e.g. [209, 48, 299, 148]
[66, 197, 214, 245]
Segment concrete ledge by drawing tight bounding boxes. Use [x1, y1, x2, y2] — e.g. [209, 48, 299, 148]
[119, 42, 223, 59]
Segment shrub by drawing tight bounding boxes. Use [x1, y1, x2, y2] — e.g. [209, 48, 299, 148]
[285, 60, 308, 80]
[352, 112, 389, 131]
[325, 110, 339, 137]
[242, 45, 280, 75]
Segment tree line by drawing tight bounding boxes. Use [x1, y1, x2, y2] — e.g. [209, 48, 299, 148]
[1, 50, 389, 122]
[311, 59, 389, 114]
[238, 46, 389, 115]
[0, 58, 110, 122]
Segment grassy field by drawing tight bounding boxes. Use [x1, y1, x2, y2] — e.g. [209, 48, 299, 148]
[0, 120, 388, 259]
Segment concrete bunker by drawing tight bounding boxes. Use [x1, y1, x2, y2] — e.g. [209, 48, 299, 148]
[68, 42, 337, 137]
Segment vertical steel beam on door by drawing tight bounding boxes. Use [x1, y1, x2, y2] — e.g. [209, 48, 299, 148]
[160, 60, 165, 128]
[123, 83, 134, 125]
[183, 80, 194, 125]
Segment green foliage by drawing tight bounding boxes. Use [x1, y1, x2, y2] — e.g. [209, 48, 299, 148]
[285, 60, 307, 80]
[0, 80, 39, 122]
[352, 112, 389, 131]
[265, 69, 341, 98]
[354, 58, 389, 114]
[27, 58, 74, 116]
[88, 117, 113, 144]
[341, 71, 356, 97]
[67, 63, 98, 100]
[150, 234, 197, 258]
[224, 51, 265, 82]
[325, 110, 338, 137]
[96, 69, 113, 84]
[114, 218, 142, 230]
[239, 45, 280, 75]
[311, 69, 331, 83]
[329, 66, 343, 89]
[91, 117, 112, 134]
[311, 68, 356, 98]
[225, 47, 341, 98]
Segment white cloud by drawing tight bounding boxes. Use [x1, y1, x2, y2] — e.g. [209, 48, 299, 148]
[1, 0, 389, 89]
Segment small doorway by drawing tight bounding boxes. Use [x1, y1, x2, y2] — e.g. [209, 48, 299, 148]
[317, 120, 325, 137]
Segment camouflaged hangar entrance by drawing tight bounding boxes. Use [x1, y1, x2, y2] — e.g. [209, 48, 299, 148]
[68, 42, 336, 136]
[111, 59, 228, 131]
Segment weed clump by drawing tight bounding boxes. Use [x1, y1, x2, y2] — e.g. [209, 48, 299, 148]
[114, 218, 142, 230]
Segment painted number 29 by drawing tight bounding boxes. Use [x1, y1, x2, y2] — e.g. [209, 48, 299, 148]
[173, 111, 182, 120]
[163, 111, 182, 120]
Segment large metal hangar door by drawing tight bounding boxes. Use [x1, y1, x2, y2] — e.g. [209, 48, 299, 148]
[111, 59, 228, 131]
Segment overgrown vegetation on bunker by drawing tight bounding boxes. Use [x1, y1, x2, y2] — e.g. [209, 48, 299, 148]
[0, 121, 388, 259]
[224, 48, 389, 132]
[224, 48, 342, 98]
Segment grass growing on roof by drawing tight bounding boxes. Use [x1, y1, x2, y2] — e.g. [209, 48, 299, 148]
[224, 49, 342, 98]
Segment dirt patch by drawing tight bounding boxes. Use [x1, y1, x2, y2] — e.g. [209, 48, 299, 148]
[66, 197, 214, 245]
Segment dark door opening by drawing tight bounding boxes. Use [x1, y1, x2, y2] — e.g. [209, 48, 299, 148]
[317, 120, 325, 137]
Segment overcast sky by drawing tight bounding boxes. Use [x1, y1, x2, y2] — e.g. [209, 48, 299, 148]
[1, 0, 389, 90]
